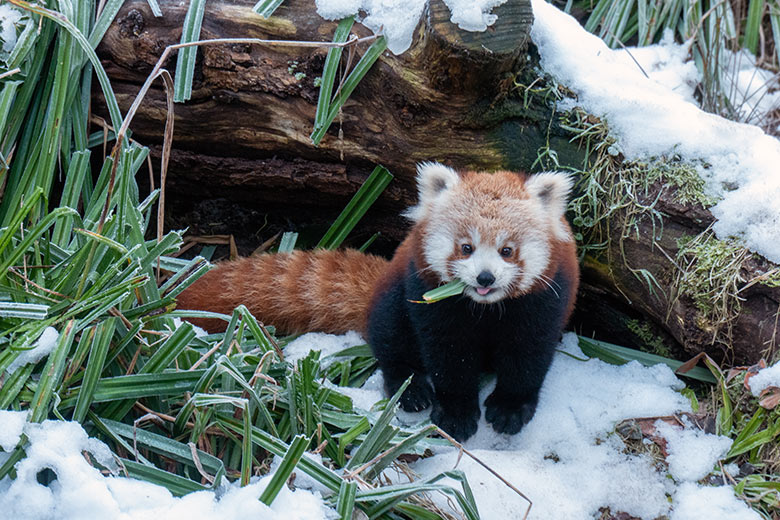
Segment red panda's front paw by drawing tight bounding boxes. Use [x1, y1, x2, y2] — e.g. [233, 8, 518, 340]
[431, 403, 480, 441]
[484, 393, 537, 435]
[398, 378, 434, 412]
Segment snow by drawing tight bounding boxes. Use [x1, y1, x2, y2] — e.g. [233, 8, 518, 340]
[314, 0, 506, 54]
[654, 419, 732, 482]
[5, 327, 60, 375]
[0, 410, 28, 451]
[671, 482, 762, 520]
[387, 333, 690, 519]
[172, 317, 208, 338]
[530, 0, 780, 263]
[747, 360, 780, 396]
[0, 419, 332, 520]
[283, 329, 365, 365]
[721, 49, 780, 125]
[0, 4, 24, 54]
[379, 333, 748, 519]
[443, 0, 506, 32]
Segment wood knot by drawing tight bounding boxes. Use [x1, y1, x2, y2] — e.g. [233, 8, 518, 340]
[118, 9, 145, 38]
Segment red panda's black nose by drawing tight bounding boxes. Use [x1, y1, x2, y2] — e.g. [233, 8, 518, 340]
[477, 271, 495, 287]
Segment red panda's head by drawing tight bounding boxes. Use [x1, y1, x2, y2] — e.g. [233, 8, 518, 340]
[406, 162, 574, 303]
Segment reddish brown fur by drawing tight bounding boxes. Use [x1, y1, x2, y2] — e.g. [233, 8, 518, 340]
[177, 249, 389, 333]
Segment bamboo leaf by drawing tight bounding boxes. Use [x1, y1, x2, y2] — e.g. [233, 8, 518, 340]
[72, 319, 116, 422]
[259, 434, 309, 504]
[174, 0, 207, 102]
[310, 36, 386, 146]
[313, 17, 354, 130]
[317, 165, 393, 249]
[252, 0, 284, 18]
[419, 279, 467, 303]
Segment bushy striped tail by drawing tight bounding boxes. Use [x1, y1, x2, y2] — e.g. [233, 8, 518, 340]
[177, 249, 389, 334]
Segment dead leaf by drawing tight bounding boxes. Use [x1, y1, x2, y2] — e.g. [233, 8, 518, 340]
[744, 359, 768, 392]
[758, 386, 780, 410]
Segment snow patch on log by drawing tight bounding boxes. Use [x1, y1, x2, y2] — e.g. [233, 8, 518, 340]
[530, 0, 780, 264]
[314, 0, 507, 53]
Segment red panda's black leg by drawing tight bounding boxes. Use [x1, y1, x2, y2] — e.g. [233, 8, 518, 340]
[368, 275, 434, 413]
[412, 309, 483, 441]
[427, 357, 481, 441]
[485, 269, 572, 435]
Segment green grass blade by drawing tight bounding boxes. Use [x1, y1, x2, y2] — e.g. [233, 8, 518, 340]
[278, 231, 298, 252]
[103, 418, 225, 474]
[577, 336, 717, 383]
[218, 414, 344, 492]
[71, 319, 116, 422]
[336, 480, 358, 520]
[52, 150, 91, 247]
[770, 5, 780, 69]
[0, 302, 49, 319]
[313, 17, 354, 131]
[13, 0, 124, 132]
[252, 0, 284, 18]
[241, 401, 253, 486]
[259, 434, 309, 504]
[310, 36, 386, 146]
[365, 425, 437, 480]
[346, 378, 410, 470]
[0, 206, 79, 281]
[0, 81, 22, 136]
[89, 0, 128, 48]
[121, 458, 208, 496]
[337, 416, 369, 466]
[146, 0, 163, 17]
[317, 165, 393, 249]
[60, 370, 252, 407]
[174, 0, 207, 102]
[29, 320, 76, 422]
[743, 0, 765, 54]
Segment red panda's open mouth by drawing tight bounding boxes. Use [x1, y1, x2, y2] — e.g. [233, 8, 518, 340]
[475, 287, 493, 296]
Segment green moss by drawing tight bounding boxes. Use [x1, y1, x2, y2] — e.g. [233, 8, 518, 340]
[625, 318, 673, 358]
[562, 109, 716, 255]
[673, 232, 780, 345]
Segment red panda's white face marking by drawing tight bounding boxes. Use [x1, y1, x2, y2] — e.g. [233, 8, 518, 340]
[408, 163, 573, 303]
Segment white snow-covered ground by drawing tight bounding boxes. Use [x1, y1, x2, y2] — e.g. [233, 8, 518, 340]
[0, 415, 332, 520]
[290, 332, 759, 520]
[1, 332, 759, 519]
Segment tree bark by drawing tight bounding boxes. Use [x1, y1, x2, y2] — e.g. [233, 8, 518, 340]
[95, 0, 780, 364]
[96, 0, 582, 222]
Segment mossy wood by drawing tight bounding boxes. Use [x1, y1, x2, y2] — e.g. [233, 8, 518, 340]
[95, 0, 780, 364]
[575, 179, 780, 366]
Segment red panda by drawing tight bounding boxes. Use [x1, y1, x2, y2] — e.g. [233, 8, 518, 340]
[177, 163, 579, 441]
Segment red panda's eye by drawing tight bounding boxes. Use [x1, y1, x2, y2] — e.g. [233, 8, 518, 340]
[461, 244, 473, 255]
[500, 247, 513, 257]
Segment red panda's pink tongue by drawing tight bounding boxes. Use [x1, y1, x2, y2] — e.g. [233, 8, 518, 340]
[476, 287, 492, 296]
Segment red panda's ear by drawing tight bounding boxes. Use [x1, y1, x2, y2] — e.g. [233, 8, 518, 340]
[525, 172, 573, 218]
[404, 162, 460, 221]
